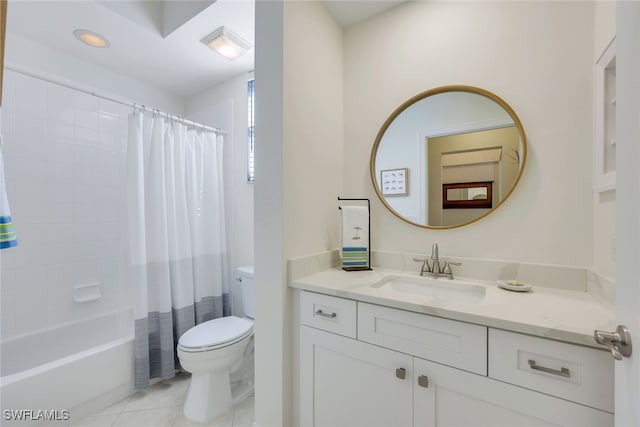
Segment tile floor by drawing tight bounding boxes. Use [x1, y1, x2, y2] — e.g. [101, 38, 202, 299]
[71, 374, 254, 427]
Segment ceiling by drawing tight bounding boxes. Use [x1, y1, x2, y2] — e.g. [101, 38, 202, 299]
[322, 0, 406, 28]
[6, 0, 406, 98]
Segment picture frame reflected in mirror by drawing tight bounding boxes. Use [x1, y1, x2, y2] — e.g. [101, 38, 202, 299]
[380, 168, 409, 196]
[443, 182, 492, 209]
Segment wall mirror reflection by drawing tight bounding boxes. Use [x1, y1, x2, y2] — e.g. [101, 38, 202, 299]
[370, 85, 527, 229]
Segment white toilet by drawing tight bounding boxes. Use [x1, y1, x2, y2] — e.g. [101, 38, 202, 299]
[177, 266, 255, 423]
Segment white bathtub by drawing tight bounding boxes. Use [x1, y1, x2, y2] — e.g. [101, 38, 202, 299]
[0, 309, 134, 426]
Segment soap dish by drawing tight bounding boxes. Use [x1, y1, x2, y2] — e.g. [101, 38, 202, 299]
[496, 280, 532, 292]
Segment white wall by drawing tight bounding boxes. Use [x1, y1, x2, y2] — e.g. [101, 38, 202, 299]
[592, 1, 616, 279]
[5, 34, 184, 114]
[283, 2, 344, 257]
[0, 69, 132, 340]
[254, 1, 285, 425]
[344, 1, 596, 267]
[254, 1, 343, 426]
[185, 72, 255, 288]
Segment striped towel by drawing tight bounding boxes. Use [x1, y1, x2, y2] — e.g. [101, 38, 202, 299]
[340, 206, 369, 269]
[342, 247, 369, 268]
[0, 145, 17, 249]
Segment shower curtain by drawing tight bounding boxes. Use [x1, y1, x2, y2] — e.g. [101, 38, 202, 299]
[127, 112, 229, 389]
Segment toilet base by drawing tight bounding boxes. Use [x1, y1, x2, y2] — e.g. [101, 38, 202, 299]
[183, 371, 255, 423]
[183, 370, 232, 423]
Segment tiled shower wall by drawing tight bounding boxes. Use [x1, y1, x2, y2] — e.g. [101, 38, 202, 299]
[0, 70, 131, 340]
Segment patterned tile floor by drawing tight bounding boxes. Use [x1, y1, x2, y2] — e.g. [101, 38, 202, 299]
[71, 374, 254, 427]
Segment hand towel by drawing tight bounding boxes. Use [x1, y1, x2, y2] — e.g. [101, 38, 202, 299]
[0, 143, 17, 249]
[340, 206, 369, 269]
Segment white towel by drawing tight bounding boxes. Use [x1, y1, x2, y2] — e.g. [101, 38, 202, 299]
[0, 143, 17, 249]
[340, 206, 369, 268]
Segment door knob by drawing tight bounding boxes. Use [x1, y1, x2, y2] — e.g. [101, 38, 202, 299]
[594, 325, 632, 360]
[395, 368, 406, 380]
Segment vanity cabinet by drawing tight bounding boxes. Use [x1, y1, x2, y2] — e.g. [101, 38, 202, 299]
[298, 291, 613, 427]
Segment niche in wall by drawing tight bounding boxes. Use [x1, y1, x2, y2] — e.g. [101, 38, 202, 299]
[594, 37, 616, 192]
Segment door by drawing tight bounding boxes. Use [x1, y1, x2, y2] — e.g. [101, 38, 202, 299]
[614, 2, 640, 426]
[299, 326, 413, 427]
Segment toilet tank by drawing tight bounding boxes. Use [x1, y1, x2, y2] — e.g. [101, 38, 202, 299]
[236, 266, 255, 319]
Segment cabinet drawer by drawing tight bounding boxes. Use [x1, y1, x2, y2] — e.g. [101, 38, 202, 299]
[489, 329, 614, 413]
[300, 291, 357, 338]
[358, 303, 487, 375]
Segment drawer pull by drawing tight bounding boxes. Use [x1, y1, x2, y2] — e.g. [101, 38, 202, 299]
[417, 375, 429, 388]
[395, 368, 406, 380]
[315, 309, 337, 319]
[528, 359, 570, 378]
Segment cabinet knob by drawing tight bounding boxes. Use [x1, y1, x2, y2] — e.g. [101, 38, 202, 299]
[395, 368, 406, 380]
[417, 375, 429, 388]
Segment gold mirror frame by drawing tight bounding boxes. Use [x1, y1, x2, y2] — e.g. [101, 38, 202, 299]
[370, 85, 527, 229]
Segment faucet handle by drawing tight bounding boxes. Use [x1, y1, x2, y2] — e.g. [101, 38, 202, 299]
[412, 257, 431, 274]
[442, 261, 462, 274]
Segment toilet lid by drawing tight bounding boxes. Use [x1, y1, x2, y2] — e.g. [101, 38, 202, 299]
[178, 316, 254, 350]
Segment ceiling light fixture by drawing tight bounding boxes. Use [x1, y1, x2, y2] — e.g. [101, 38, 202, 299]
[73, 29, 110, 48]
[201, 26, 252, 60]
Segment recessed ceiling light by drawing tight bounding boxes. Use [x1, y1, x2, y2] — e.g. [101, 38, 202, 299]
[73, 29, 110, 48]
[201, 26, 252, 60]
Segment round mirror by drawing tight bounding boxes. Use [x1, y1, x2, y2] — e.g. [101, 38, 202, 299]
[370, 85, 527, 229]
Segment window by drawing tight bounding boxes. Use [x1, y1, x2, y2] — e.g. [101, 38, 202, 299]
[247, 78, 255, 182]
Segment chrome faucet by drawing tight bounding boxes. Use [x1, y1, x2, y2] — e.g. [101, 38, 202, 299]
[413, 243, 462, 279]
[430, 243, 441, 273]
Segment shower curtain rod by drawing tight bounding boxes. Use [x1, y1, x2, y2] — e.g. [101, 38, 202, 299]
[6, 65, 227, 135]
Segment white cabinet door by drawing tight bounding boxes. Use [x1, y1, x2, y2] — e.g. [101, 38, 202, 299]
[300, 326, 413, 427]
[413, 358, 613, 427]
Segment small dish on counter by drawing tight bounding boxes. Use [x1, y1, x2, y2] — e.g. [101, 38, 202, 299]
[496, 280, 532, 292]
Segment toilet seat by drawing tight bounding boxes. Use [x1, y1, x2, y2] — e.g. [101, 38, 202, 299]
[178, 316, 254, 353]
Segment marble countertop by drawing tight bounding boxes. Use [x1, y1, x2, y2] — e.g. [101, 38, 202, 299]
[289, 267, 616, 349]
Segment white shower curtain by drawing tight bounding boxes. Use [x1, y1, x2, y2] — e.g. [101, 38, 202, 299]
[127, 112, 229, 389]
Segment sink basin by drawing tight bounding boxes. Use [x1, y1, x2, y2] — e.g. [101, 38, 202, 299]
[369, 275, 486, 303]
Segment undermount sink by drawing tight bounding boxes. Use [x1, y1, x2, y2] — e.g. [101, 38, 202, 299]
[369, 275, 486, 303]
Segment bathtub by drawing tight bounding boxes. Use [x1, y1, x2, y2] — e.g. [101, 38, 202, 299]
[1, 309, 134, 426]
